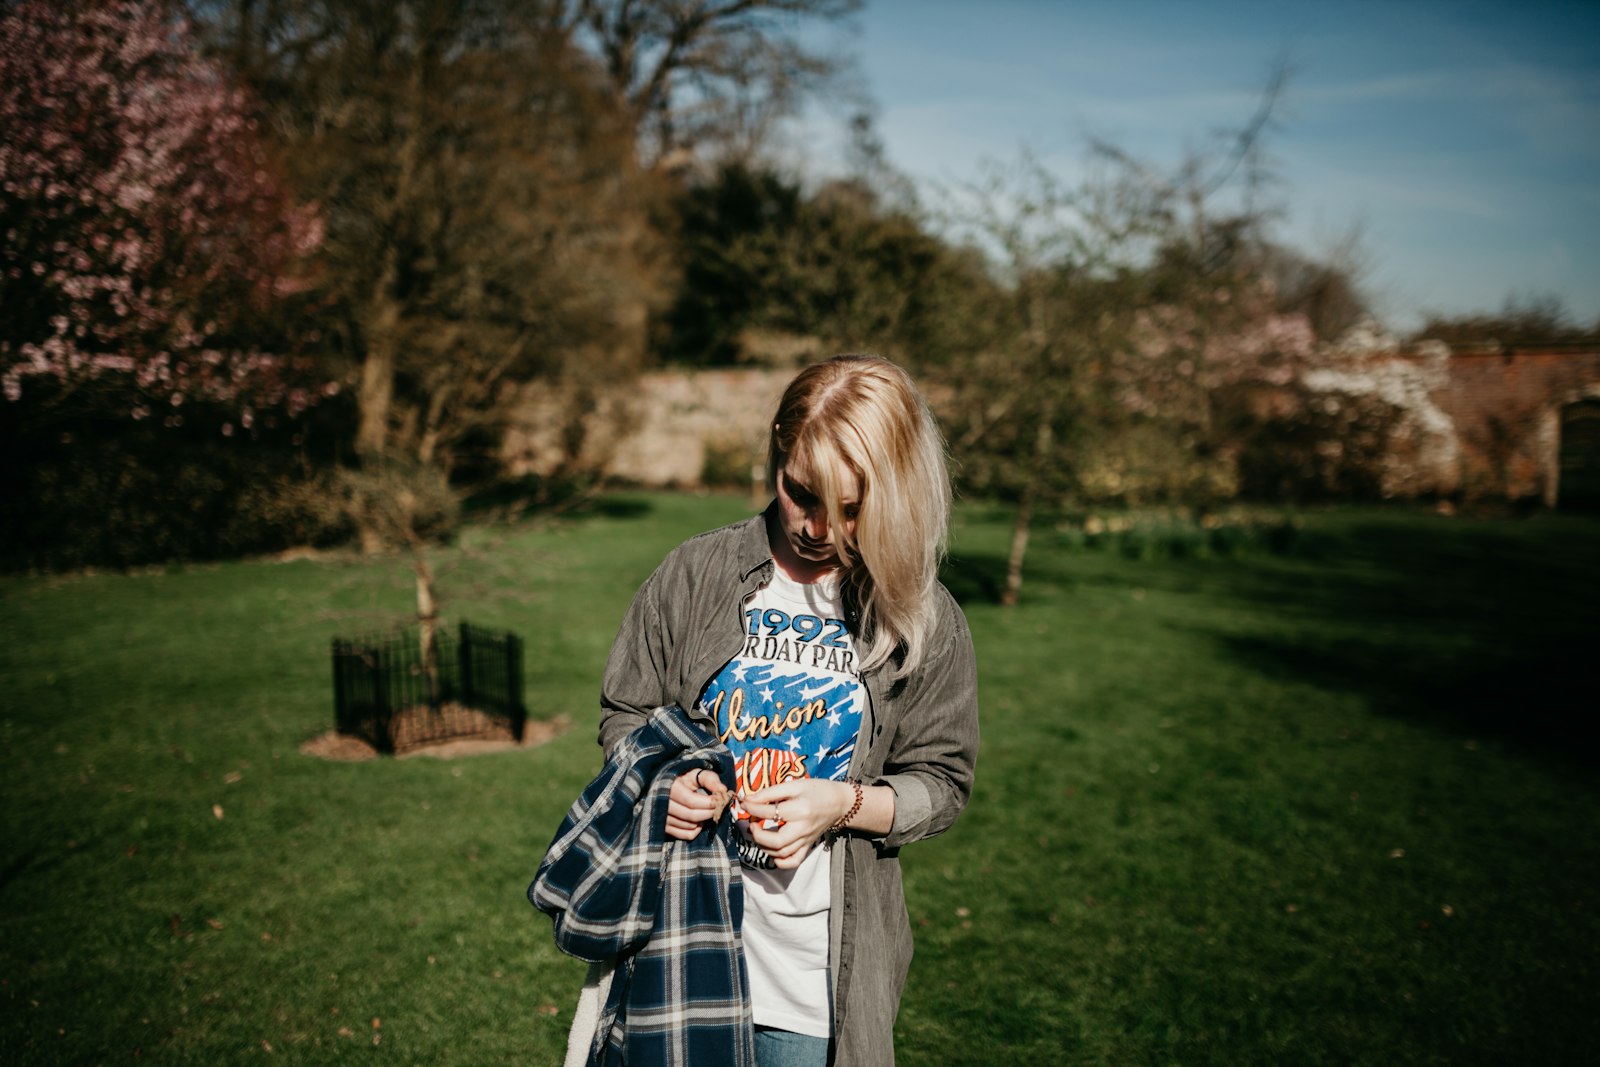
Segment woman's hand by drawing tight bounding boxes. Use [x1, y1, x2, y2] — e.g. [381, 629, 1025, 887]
[741, 779, 854, 869]
[665, 768, 730, 841]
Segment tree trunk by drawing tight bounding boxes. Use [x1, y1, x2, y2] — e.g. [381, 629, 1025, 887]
[417, 383, 450, 471]
[1002, 487, 1033, 607]
[354, 288, 399, 555]
[1002, 394, 1056, 607]
[356, 316, 396, 461]
[355, 60, 425, 463]
[354, 200, 407, 464]
[413, 546, 440, 701]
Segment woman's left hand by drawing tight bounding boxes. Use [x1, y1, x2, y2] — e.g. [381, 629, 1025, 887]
[742, 779, 853, 869]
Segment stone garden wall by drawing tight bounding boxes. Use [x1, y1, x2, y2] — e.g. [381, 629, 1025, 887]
[502, 346, 1600, 506]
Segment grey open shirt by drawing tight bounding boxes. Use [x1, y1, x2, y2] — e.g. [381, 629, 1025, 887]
[599, 509, 980, 1066]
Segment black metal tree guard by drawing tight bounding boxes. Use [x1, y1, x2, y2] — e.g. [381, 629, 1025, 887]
[331, 621, 526, 754]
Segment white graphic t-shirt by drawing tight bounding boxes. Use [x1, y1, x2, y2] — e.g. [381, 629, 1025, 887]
[697, 568, 863, 1038]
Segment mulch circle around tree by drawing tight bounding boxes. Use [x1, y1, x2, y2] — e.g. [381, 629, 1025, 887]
[299, 706, 572, 761]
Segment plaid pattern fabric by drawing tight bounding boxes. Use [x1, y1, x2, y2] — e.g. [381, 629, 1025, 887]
[530, 705, 756, 1067]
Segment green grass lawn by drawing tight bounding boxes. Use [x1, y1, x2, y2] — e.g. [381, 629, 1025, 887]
[3, 494, 1597, 1064]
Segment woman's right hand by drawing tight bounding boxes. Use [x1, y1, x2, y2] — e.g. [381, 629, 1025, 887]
[665, 767, 730, 841]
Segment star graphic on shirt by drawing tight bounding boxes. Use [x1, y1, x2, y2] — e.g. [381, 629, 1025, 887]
[760, 686, 775, 703]
[812, 744, 830, 763]
[827, 710, 842, 727]
[786, 734, 802, 752]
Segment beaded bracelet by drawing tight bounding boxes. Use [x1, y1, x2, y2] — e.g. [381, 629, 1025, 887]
[825, 779, 864, 848]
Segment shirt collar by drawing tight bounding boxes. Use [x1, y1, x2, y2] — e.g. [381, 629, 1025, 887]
[736, 502, 777, 582]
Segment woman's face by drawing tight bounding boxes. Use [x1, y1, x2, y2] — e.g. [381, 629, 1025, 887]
[773, 461, 860, 575]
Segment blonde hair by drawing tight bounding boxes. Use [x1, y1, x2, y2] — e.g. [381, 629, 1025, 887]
[769, 354, 952, 680]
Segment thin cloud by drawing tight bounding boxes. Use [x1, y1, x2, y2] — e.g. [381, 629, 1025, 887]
[1296, 71, 1457, 105]
[1325, 170, 1506, 223]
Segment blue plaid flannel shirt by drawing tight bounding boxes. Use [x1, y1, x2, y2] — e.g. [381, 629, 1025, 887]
[529, 705, 756, 1067]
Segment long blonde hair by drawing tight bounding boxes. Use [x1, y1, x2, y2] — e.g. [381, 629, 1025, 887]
[769, 354, 952, 680]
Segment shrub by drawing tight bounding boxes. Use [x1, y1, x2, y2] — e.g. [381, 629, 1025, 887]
[0, 390, 353, 571]
[700, 434, 757, 490]
[1055, 508, 1302, 562]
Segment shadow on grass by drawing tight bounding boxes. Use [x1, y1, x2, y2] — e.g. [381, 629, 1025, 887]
[1202, 515, 1600, 769]
[941, 552, 1007, 605]
[941, 549, 1084, 606]
[462, 479, 657, 523]
[586, 495, 655, 520]
[1222, 631, 1593, 755]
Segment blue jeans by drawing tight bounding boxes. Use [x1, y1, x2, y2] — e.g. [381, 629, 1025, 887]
[754, 1026, 830, 1067]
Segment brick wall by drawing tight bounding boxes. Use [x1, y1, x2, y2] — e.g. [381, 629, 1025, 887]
[1427, 344, 1600, 504]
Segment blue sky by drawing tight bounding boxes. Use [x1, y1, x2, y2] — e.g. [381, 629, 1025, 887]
[787, 0, 1600, 333]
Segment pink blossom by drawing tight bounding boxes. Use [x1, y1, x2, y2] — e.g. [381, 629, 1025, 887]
[2, 0, 325, 423]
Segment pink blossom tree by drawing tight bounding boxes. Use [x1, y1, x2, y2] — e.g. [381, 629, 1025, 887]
[0, 0, 324, 430]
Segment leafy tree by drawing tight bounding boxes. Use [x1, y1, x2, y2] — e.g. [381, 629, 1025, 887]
[658, 160, 993, 367]
[194, 0, 860, 475]
[658, 161, 805, 364]
[763, 176, 993, 361]
[184, 0, 860, 655]
[182, 0, 647, 659]
[191, 0, 657, 477]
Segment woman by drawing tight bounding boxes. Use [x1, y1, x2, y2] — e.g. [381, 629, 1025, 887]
[598, 354, 979, 1066]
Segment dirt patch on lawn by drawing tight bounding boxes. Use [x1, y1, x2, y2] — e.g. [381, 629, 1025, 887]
[300, 708, 572, 761]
